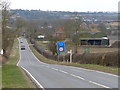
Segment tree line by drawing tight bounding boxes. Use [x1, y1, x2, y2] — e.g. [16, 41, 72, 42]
[1, 1, 24, 61]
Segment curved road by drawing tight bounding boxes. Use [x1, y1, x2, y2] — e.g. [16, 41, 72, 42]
[17, 37, 119, 89]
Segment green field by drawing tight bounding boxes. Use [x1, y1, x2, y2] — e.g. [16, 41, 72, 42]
[30, 45, 119, 75]
[2, 39, 36, 88]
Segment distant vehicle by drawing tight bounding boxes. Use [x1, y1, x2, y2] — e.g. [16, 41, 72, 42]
[0, 49, 3, 55]
[37, 35, 45, 39]
[21, 45, 25, 50]
[20, 41, 23, 43]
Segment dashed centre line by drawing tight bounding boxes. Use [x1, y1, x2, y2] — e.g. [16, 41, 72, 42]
[89, 81, 110, 88]
[51, 68, 58, 71]
[45, 66, 111, 88]
[59, 70, 68, 74]
[21, 38, 111, 89]
[70, 74, 85, 80]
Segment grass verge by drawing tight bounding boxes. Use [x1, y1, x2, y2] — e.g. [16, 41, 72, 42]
[30, 45, 119, 75]
[2, 38, 36, 88]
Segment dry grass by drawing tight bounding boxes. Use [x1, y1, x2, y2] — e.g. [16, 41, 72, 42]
[34, 40, 118, 54]
[77, 47, 118, 54]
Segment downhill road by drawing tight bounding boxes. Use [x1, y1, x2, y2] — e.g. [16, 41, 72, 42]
[17, 37, 119, 89]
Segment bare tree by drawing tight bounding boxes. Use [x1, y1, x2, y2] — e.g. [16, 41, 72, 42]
[15, 17, 26, 36]
[0, 1, 2, 50]
[72, 13, 83, 54]
[1, 0, 16, 58]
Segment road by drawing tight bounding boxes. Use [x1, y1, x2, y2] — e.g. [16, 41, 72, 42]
[17, 37, 119, 89]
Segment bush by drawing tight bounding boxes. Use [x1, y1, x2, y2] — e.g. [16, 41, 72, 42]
[103, 52, 118, 67]
[30, 39, 119, 67]
[30, 38, 35, 44]
[33, 42, 64, 61]
[72, 51, 119, 67]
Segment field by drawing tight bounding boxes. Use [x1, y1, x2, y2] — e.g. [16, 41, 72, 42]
[36, 40, 118, 54]
[77, 47, 118, 54]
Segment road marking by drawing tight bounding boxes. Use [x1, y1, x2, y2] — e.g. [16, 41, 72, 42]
[17, 38, 45, 89]
[51, 68, 58, 71]
[20, 66, 45, 89]
[21, 38, 113, 88]
[70, 74, 85, 80]
[59, 70, 68, 74]
[89, 81, 110, 88]
[70, 73, 111, 88]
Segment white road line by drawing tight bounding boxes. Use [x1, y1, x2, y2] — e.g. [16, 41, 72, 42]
[89, 81, 110, 88]
[51, 68, 58, 71]
[17, 38, 45, 89]
[70, 74, 85, 80]
[59, 70, 68, 74]
[20, 66, 45, 89]
[70, 72, 110, 88]
[22, 38, 113, 88]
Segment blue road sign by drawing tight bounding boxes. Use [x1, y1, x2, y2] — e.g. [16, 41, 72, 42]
[57, 41, 66, 53]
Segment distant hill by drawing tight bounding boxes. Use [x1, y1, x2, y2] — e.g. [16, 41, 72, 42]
[11, 9, 71, 20]
[11, 9, 117, 21]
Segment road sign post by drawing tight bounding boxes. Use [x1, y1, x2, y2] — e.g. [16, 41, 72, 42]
[57, 53, 60, 61]
[70, 50, 72, 63]
[67, 49, 72, 63]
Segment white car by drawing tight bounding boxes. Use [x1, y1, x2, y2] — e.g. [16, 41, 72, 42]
[0, 49, 3, 55]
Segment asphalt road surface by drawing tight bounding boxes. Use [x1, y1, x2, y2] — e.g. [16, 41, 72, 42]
[17, 37, 119, 89]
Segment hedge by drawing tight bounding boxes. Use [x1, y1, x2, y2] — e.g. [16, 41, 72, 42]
[30, 39, 119, 67]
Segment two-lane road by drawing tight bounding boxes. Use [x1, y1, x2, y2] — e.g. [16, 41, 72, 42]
[17, 37, 119, 89]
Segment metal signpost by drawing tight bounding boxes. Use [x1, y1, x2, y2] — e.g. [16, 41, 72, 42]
[70, 50, 72, 63]
[68, 50, 72, 63]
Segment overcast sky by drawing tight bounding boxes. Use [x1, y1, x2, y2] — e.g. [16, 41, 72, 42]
[8, 0, 119, 12]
